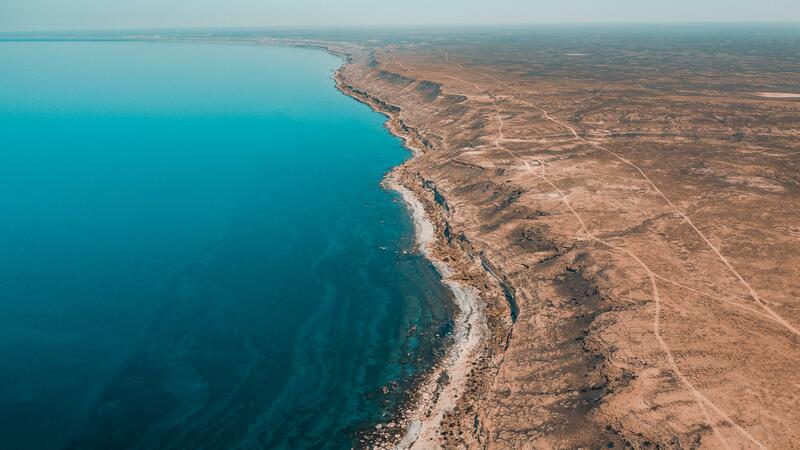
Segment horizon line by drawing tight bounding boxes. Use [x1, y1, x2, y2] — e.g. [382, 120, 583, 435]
[2, 20, 800, 35]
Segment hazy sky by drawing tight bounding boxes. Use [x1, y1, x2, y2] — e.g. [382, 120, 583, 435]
[2, 0, 799, 32]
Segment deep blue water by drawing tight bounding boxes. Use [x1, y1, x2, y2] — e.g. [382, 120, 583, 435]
[0, 41, 453, 449]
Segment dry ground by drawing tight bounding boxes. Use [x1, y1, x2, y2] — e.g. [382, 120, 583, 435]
[326, 28, 800, 449]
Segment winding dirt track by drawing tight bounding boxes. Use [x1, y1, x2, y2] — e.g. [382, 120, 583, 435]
[488, 96, 763, 450]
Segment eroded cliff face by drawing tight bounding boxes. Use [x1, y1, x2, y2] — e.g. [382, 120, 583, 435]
[327, 33, 800, 449]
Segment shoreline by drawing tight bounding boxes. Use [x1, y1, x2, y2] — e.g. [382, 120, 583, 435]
[384, 175, 485, 450]
[327, 44, 497, 448]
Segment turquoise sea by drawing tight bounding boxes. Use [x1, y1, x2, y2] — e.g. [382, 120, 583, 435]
[0, 41, 453, 449]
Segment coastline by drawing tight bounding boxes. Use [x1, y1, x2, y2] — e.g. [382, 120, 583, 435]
[384, 175, 485, 450]
[327, 45, 500, 448]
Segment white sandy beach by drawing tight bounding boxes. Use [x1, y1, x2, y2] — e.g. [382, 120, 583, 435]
[386, 176, 486, 450]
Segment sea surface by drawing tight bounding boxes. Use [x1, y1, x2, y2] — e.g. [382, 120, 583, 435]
[0, 41, 454, 449]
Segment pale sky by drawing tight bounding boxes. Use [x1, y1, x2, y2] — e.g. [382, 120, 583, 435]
[2, 0, 799, 32]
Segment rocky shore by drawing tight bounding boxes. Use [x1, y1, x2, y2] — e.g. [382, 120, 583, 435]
[334, 50, 516, 449]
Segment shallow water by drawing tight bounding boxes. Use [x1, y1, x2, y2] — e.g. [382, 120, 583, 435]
[0, 41, 453, 449]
